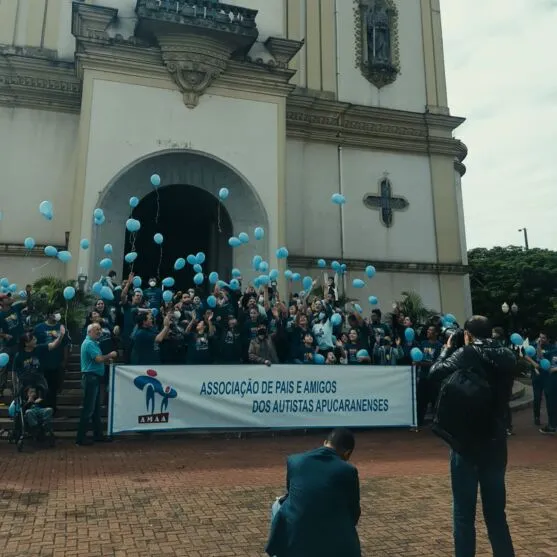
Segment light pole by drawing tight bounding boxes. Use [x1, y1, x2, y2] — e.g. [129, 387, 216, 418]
[518, 228, 529, 250]
[501, 302, 519, 334]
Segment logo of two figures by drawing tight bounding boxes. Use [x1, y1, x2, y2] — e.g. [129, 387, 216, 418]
[134, 369, 177, 414]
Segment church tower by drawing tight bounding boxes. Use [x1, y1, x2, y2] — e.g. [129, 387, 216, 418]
[0, 0, 471, 320]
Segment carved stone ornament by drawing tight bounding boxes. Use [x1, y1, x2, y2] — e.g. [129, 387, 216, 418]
[355, 0, 400, 89]
[135, 0, 259, 108]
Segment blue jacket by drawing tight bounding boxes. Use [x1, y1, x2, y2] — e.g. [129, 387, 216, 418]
[265, 446, 361, 557]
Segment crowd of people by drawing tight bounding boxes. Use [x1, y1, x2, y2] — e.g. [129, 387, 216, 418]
[1, 269, 556, 443]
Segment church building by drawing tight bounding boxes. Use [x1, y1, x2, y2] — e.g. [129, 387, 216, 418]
[0, 0, 471, 320]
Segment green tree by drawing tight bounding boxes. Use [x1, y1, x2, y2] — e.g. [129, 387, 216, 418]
[468, 246, 557, 337]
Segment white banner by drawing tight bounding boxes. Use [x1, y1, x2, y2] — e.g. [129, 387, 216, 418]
[108, 365, 417, 434]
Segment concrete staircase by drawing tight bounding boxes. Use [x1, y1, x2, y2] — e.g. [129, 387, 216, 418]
[0, 349, 534, 436]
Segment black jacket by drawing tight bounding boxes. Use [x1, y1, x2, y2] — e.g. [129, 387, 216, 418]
[429, 339, 516, 462]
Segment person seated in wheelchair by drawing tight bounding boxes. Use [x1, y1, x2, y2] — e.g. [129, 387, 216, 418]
[21, 385, 54, 440]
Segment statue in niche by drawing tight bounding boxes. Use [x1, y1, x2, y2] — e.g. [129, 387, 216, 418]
[366, 0, 391, 64]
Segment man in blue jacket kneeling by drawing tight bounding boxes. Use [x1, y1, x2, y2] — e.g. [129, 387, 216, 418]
[266, 427, 361, 557]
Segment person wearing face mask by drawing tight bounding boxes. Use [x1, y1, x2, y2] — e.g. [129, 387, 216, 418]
[311, 304, 335, 356]
[249, 325, 279, 367]
[34, 308, 70, 415]
[160, 307, 187, 364]
[185, 310, 216, 365]
[144, 278, 163, 310]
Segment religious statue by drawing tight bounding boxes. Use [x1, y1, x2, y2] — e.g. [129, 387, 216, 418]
[366, 1, 391, 64]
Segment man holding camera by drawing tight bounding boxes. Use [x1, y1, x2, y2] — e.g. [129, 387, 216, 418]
[429, 315, 515, 557]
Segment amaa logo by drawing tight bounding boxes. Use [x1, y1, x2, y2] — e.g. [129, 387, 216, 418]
[134, 369, 178, 425]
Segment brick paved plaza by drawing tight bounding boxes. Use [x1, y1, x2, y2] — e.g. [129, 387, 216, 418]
[0, 409, 556, 557]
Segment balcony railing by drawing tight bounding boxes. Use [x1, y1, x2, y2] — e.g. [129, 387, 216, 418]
[136, 0, 258, 29]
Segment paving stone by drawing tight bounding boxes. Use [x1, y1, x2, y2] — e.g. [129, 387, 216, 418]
[0, 409, 555, 556]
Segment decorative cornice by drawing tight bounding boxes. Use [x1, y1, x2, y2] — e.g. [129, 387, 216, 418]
[289, 255, 469, 275]
[264, 37, 305, 69]
[0, 46, 82, 113]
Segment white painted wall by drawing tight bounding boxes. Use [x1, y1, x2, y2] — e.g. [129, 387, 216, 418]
[78, 78, 279, 281]
[286, 140, 437, 263]
[0, 257, 65, 292]
[336, 0, 427, 112]
[0, 106, 78, 244]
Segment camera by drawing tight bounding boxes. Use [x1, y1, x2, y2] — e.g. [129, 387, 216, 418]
[444, 327, 465, 350]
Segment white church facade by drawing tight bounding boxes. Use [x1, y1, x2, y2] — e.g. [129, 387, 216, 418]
[0, 0, 472, 320]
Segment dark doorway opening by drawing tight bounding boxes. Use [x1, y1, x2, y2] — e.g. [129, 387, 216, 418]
[123, 185, 233, 292]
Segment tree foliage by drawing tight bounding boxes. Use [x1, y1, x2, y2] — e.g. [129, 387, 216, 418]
[468, 246, 557, 337]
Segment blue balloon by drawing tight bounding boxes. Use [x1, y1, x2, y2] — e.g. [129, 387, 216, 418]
[162, 290, 173, 303]
[252, 255, 262, 270]
[356, 349, 369, 360]
[231, 268, 242, 278]
[228, 237, 242, 247]
[411, 347, 424, 362]
[44, 245, 57, 257]
[99, 258, 112, 269]
[276, 247, 289, 259]
[129, 196, 139, 208]
[19, 291, 27, 299]
[194, 273, 204, 285]
[125, 252, 137, 263]
[524, 345, 536, 357]
[0, 278, 8, 287]
[405, 328, 416, 343]
[259, 261, 269, 273]
[317, 259, 326, 268]
[284, 270, 293, 279]
[193, 264, 203, 273]
[187, 254, 197, 265]
[368, 296, 378, 305]
[445, 314, 456, 324]
[292, 273, 301, 282]
[92, 282, 102, 295]
[104, 244, 113, 255]
[126, 218, 141, 233]
[207, 295, 217, 308]
[196, 252, 206, 265]
[80, 239, 89, 250]
[151, 308, 159, 317]
[331, 193, 346, 205]
[302, 276, 313, 291]
[57, 250, 72, 263]
[229, 279, 240, 291]
[540, 359, 551, 371]
[9, 283, 17, 293]
[510, 333, 523, 346]
[132, 276, 142, 288]
[352, 279, 365, 289]
[258, 275, 270, 285]
[341, 263, 347, 272]
[331, 313, 342, 327]
[93, 208, 104, 220]
[331, 261, 341, 271]
[209, 272, 219, 285]
[219, 187, 229, 200]
[162, 277, 175, 288]
[269, 269, 279, 281]
[238, 232, 249, 244]
[24, 237, 35, 250]
[314, 353, 325, 365]
[174, 258, 186, 271]
[94, 214, 105, 225]
[216, 280, 228, 289]
[100, 286, 114, 301]
[43, 210, 53, 221]
[63, 286, 76, 301]
[154, 233, 164, 245]
[254, 227, 264, 240]
[354, 303, 363, 314]
[0, 353, 9, 368]
[151, 174, 161, 187]
[365, 265, 376, 278]
[39, 200, 53, 214]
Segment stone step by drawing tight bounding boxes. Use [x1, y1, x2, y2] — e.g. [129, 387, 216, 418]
[0, 405, 108, 420]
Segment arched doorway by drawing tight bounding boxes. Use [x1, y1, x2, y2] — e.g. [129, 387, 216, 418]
[90, 150, 269, 287]
[123, 184, 233, 291]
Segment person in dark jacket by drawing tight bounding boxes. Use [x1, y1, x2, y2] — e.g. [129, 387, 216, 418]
[265, 428, 361, 557]
[429, 315, 515, 557]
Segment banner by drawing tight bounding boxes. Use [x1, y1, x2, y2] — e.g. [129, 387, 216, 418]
[108, 364, 417, 434]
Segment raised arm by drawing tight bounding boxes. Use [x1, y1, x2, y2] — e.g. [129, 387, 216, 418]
[47, 325, 66, 351]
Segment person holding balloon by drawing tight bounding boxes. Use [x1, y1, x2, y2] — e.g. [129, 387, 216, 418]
[184, 309, 216, 365]
[119, 273, 150, 363]
[130, 312, 172, 366]
[144, 278, 163, 310]
[34, 307, 71, 415]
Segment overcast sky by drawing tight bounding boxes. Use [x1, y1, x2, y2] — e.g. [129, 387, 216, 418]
[440, 0, 557, 251]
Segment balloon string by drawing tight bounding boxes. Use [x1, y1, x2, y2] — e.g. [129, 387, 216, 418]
[217, 202, 222, 233]
[158, 246, 163, 280]
[32, 260, 52, 273]
[155, 190, 160, 224]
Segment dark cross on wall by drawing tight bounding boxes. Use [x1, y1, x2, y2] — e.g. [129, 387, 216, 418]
[363, 174, 409, 227]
